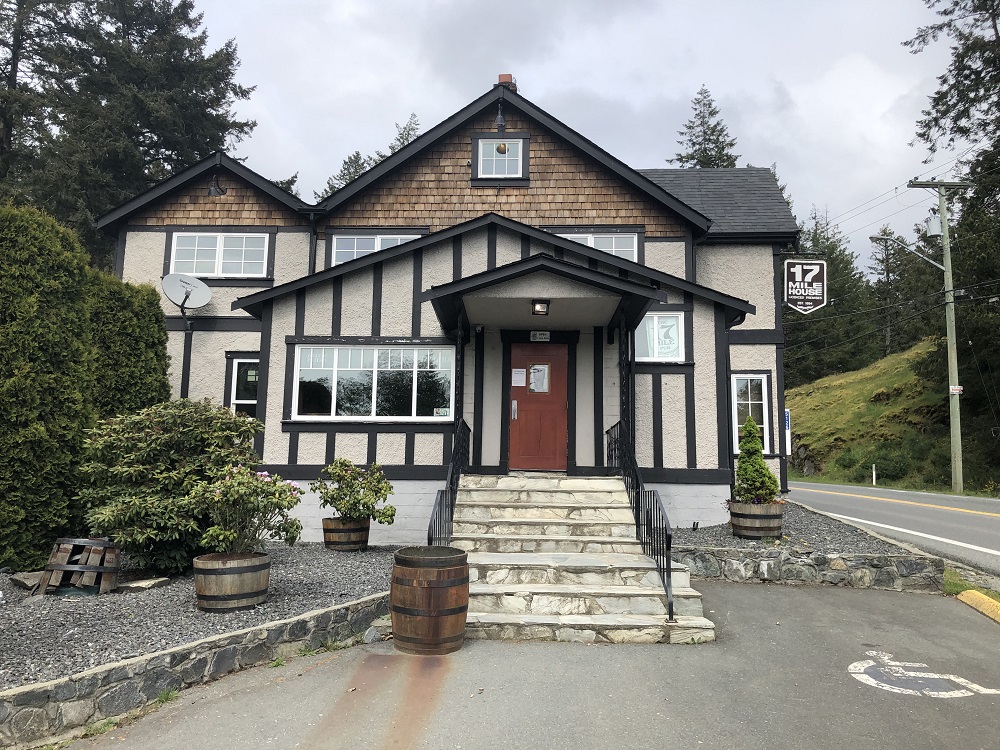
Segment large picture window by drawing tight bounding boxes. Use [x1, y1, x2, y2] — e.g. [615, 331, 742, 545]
[557, 233, 637, 261]
[732, 374, 770, 452]
[332, 235, 420, 265]
[295, 345, 454, 421]
[171, 233, 268, 277]
[635, 313, 684, 362]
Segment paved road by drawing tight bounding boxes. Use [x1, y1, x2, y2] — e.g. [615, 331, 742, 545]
[73, 582, 1000, 750]
[789, 482, 1000, 577]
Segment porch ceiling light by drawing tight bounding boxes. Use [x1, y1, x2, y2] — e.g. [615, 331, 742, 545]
[531, 299, 550, 316]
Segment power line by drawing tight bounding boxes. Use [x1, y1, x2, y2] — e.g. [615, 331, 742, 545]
[785, 301, 946, 358]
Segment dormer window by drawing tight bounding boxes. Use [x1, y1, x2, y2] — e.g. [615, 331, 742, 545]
[472, 132, 529, 185]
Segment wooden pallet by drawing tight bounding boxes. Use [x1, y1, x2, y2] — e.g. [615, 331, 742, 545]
[32, 538, 119, 595]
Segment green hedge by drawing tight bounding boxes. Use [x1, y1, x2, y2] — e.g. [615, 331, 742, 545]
[0, 205, 95, 570]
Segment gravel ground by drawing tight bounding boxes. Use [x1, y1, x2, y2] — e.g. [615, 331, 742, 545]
[672, 501, 910, 555]
[0, 543, 395, 692]
[0, 504, 916, 692]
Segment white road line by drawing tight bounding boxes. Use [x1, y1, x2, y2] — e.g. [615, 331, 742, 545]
[827, 513, 1000, 559]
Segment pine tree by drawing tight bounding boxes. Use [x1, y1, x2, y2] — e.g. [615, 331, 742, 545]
[669, 86, 739, 168]
[315, 114, 420, 200]
[733, 416, 779, 503]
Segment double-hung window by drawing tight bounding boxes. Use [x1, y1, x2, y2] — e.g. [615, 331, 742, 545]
[332, 235, 420, 265]
[557, 233, 637, 262]
[171, 233, 268, 278]
[635, 313, 684, 362]
[295, 345, 454, 420]
[732, 374, 770, 452]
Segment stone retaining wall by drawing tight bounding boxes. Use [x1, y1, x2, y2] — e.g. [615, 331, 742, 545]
[672, 547, 944, 591]
[0, 593, 389, 749]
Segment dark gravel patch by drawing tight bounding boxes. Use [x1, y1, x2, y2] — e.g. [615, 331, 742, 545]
[672, 501, 911, 556]
[0, 543, 395, 692]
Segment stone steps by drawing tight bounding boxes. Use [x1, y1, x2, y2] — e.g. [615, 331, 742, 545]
[465, 613, 716, 644]
[451, 533, 643, 554]
[469, 583, 704, 617]
[447, 473, 713, 645]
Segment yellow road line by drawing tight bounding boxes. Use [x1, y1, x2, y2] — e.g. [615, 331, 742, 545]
[791, 486, 1000, 519]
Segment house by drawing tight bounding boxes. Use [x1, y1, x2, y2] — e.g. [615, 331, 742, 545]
[96, 76, 798, 546]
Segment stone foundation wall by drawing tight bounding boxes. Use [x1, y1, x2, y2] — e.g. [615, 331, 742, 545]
[672, 547, 944, 591]
[0, 593, 389, 749]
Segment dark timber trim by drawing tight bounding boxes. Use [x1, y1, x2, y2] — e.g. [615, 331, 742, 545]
[652, 373, 663, 468]
[285, 335, 452, 345]
[729, 329, 784, 345]
[287, 432, 299, 464]
[487, 224, 497, 270]
[685, 369, 697, 469]
[568, 337, 578, 471]
[593, 326, 604, 467]
[405, 433, 415, 465]
[165, 317, 262, 332]
[521, 235, 530, 260]
[776, 340, 789, 492]
[452, 236, 462, 280]
[114, 228, 126, 278]
[715, 304, 732, 472]
[367, 432, 377, 465]
[411, 249, 422, 337]
[642, 468, 732, 484]
[261, 464, 448, 481]
[282, 422, 454, 434]
[371, 262, 383, 336]
[180, 329, 193, 399]
[331, 277, 342, 336]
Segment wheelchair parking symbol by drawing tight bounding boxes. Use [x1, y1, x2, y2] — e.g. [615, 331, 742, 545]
[849, 651, 1000, 698]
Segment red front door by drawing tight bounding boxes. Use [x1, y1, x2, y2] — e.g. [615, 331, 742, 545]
[509, 343, 568, 470]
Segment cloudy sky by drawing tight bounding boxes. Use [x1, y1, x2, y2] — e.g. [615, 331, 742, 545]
[197, 0, 960, 270]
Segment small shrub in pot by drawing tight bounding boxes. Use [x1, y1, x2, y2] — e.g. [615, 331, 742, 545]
[310, 459, 395, 550]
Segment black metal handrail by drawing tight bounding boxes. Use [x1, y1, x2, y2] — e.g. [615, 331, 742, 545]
[427, 419, 471, 545]
[606, 420, 675, 621]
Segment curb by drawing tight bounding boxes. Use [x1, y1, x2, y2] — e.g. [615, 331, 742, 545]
[957, 590, 1000, 625]
[0, 592, 389, 749]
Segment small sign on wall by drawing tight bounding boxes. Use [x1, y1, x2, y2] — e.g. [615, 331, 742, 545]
[530, 331, 550, 342]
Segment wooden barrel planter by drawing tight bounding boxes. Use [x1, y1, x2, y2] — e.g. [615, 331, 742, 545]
[322, 517, 371, 551]
[730, 502, 785, 540]
[390, 546, 469, 655]
[193, 552, 270, 613]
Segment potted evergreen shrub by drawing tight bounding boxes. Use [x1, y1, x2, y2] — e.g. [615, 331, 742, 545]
[729, 416, 783, 540]
[188, 466, 303, 612]
[310, 459, 395, 551]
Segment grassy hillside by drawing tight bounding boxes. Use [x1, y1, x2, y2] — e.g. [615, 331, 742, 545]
[785, 339, 952, 488]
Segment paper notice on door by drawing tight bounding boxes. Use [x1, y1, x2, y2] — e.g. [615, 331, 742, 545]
[512, 368, 527, 387]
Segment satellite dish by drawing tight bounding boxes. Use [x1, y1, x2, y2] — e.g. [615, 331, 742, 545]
[162, 273, 212, 310]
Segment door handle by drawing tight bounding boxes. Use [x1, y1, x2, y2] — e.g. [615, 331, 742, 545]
[511, 400, 518, 421]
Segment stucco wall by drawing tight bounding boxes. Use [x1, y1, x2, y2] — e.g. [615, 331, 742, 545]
[695, 244, 776, 329]
[602, 338, 620, 433]
[122, 231, 166, 288]
[661, 373, 687, 469]
[166, 332, 185, 400]
[273, 231, 310, 285]
[634, 373, 654, 467]
[644, 240, 686, 278]
[462, 228, 489, 277]
[380, 256, 413, 336]
[692, 301, 719, 469]
[480, 329, 503, 466]
[261, 298, 294, 464]
[496, 226, 522, 266]
[575, 331, 596, 467]
[419, 240, 452, 337]
[339, 267, 374, 336]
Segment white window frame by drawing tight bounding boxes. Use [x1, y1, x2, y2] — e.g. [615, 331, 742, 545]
[557, 233, 638, 262]
[478, 138, 523, 178]
[170, 232, 269, 278]
[635, 313, 685, 362]
[731, 374, 771, 453]
[292, 345, 456, 422]
[230, 359, 260, 418]
[331, 235, 420, 266]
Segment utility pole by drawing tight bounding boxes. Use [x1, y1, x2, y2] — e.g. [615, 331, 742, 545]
[907, 179, 971, 495]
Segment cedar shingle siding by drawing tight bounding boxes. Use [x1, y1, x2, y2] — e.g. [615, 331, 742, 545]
[327, 111, 686, 236]
[130, 173, 307, 227]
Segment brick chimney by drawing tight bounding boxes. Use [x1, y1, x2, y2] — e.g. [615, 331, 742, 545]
[495, 73, 517, 93]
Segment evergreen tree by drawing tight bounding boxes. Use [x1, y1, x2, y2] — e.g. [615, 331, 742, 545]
[271, 172, 300, 197]
[668, 86, 739, 168]
[733, 416, 779, 503]
[315, 113, 420, 200]
[783, 209, 879, 388]
[1, 0, 255, 267]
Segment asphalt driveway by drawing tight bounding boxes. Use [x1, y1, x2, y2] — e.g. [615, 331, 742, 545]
[72, 581, 1000, 750]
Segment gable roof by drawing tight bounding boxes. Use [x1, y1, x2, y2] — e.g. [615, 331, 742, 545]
[638, 168, 798, 242]
[315, 85, 712, 233]
[232, 212, 755, 323]
[94, 152, 310, 231]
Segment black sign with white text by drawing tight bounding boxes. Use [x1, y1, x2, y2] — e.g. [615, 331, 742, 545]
[785, 260, 827, 314]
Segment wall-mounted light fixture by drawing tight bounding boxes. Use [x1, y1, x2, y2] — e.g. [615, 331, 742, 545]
[494, 102, 506, 133]
[531, 299, 550, 316]
[207, 175, 227, 197]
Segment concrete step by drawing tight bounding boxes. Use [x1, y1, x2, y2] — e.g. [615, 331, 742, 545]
[464, 612, 715, 644]
[454, 518, 636, 538]
[460, 475, 627, 492]
[454, 503, 634, 522]
[451, 534, 643, 554]
[468, 552, 690, 589]
[455, 488, 631, 505]
[469, 583, 704, 617]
